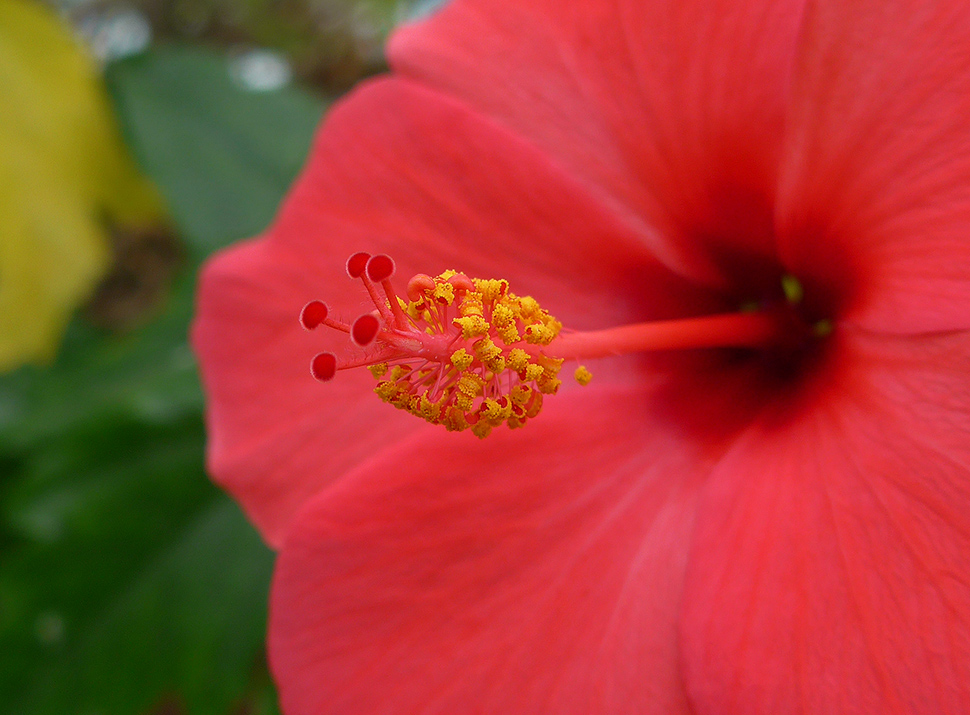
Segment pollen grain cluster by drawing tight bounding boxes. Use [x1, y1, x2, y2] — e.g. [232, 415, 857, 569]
[376, 270, 567, 438]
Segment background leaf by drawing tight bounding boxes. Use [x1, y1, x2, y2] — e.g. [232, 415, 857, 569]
[0, 44, 325, 715]
[107, 45, 325, 256]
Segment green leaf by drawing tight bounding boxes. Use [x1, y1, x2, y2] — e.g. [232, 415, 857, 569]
[0, 272, 201, 451]
[105, 46, 326, 257]
[0, 417, 274, 715]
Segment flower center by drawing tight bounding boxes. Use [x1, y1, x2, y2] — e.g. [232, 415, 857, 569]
[301, 253, 830, 438]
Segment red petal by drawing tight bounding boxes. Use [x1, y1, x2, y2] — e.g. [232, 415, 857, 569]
[778, 0, 970, 333]
[391, 0, 807, 287]
[273, 77, 718, 332]
[269, 385, 710, 715]
[681, 330, 970, 712]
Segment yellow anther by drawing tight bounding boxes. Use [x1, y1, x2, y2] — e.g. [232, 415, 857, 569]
[417, 394, 441, 422]
[450, 348, 474, 371]
[432, 281, 455, 305]
[409, 303, 432, 323]
[473, 337, 505, 372]
[358, 266, 575, 438]
[506, 348, 529, 372]
[479, 398, 499, 421]
[454, 314, 489, 339]
[391, 388, 413, 409]
[574, 365, 593, 386]
[526, 392, 543, 418]
[524, 322, 559, 345]
[537, 375, 561, 395]
[457, 372, 484, 397]
[374, 381, 398, 402]
[389, 365, 411, 381]
[474, 278, 508, 302]
[540, 356, 564, 376]
[455, 392, 474, 411]
[471, 420, 493, 439]
[523, 363, 544, 382]
[496, 323, 520, 345]
[459, 294, 484, 317]
[491, 303, 515, 329]
[480, 398, 512, 424]
[517, 296, 540, 318]
[441, 406, 469, 432]
[510, 384, 533, 405]
[368, 362, 389, 378]
[440, 410, 460, 431]
[474, 336, 500, 360]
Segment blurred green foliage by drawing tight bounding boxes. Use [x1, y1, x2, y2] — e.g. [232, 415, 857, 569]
[0, 44, 326, 715]
[64, 0, 442, 90]
[0, 0, 168, 372]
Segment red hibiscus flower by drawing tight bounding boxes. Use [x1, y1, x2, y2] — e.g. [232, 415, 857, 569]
[191, 0, 970, 712]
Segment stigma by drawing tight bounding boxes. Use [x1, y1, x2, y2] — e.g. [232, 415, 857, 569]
[301, 253, 589, 439]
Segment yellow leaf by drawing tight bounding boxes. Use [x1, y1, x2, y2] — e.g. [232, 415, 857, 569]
[0, 0, 166, 371]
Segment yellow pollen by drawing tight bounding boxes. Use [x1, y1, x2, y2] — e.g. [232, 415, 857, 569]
[510, 384, 533, 405]
[491, 303, 515, 329]
[454, 314, 489, 339]
[417, 394, 441, 422]
[455, 391, 475, 412]
[523, 363, 544, 382]
[537, 375, 562, 395]
[459, 293, 483, 316]
[574, 365, 593, 386]
[524, 322, 559, 345]
[374, 380, 398, 401]
[507, 348, 529, 372]
[457, 372, 484, 397]
[497, 323, 520, 344]
[480, 397, 512, 424]
[517, 296, 540, 317]
[450, 348, 474, 371]
[471, 420, 493, 439]
[355, 268, 573, 438]
[432, 282, 455, 305]
[389, 365, 410, 381]
[474, 278, 508, 302]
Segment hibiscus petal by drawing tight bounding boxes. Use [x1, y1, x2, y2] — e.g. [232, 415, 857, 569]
[192, 77, 709, 546]
[778, 0, 970, 333]
[192, 237, 428, 548]
[273, 77, 711, 330]
[681, 330, 970, 712]
[269, 384, 711, 714]
[391, 0, 807, 287]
